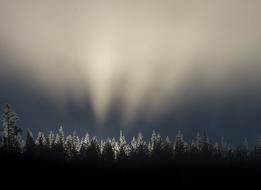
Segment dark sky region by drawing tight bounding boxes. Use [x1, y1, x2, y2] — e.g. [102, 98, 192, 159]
[0, 1, 261, 145]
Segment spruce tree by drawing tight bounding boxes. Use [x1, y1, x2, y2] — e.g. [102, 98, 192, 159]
[102, 139, 115, 163]
[2, 104, 22, 155]
[117, 131, 129, 162]
[174, 130, 185, 160]
[35, 131, 47, 158]
[25, 129, 35, 158]
[54, 126, 66, 160]
[80, 135, 100, 163]
[130, 133, 148, 162]
[150, 130, 163, 161]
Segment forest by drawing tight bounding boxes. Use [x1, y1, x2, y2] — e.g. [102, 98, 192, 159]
[1, 104, 261, 187]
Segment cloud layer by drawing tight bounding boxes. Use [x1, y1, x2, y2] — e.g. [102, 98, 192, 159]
[0, 0, 261, 124]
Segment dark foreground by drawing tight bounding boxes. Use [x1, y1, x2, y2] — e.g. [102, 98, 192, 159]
[1, 158, 261, 189]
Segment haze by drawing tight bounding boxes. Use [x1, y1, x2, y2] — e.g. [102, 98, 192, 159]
[0, 0, 261, 128]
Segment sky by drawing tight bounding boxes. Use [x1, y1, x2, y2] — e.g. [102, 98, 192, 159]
[0, 0, 261, 145]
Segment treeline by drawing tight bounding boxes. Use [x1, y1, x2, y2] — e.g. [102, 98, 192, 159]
[0, 104, 260, 164]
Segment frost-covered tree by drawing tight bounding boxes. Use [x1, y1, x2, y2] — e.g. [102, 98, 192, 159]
[53, 126, 66, 159]
[2, 104, 22, 155]
[116, 131, 129, 162]
[226, 144, 235, 160]
[212, 142, 222, 160]
[79, 133, 90, 159]
[55, 126, 65, 149]
[35, 132, 47, 158]
[195, 132, 202, 151]
[130, 133, 148, 162]
[72, 130, 81, 151]
[160, 136, 174, 161]
[220, 137, 228, 158]
[190, 139, 198, 155]
[174, 130, 186, 159]
[46, 131, 55, 149]
[36, 132, 46, 146]
[65, 131, 80, 159]
[201, 131, 212, 159]
[102, 139, 115, 162]
[150, 131, 162, 152]
[80, 136, 100, 162]
[150, 130, 165, 161]
[25, 129, 35, 157]
[65, 135, 73, 158]
[81, 133, 90, 148]
[236, 138, 249, 161]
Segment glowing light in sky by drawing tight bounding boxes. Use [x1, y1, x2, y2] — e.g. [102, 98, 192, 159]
[0, 1, 261, 124]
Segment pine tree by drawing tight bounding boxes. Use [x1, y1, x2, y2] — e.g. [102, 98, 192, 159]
[64, 131, 80, 159]
[212, 142, 222, 161]
[54, 126, 66, 160]
[150, 130, 164, 161]
[220, 137, 227, 158]
[79, 133, 90, 160]
[102, 139, 115, 163]
[117, 131, 129, 162]
[25, 129, 35, 158]
[65, 135, 73, 159]
[72, 130, 81, 152]
[2, 104, 22, 155]
[35, 131, 47, 158]
[201, 131, 212, 159]
[55, 126, 65, 149]
[174, 130, 186, 160]
[80, 135, 100, 163]
[46, 131, 55, 149]
[161, 136, 174, 161]
[130, 133, 148, 162]
[70, 130, 80, 159]
[236, 138, 249, 161]
[195, 132, 202, 151]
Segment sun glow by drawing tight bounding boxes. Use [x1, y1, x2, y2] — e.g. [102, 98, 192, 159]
[0, 0, 261, 124]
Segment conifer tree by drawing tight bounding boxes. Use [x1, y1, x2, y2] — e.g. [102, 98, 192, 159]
[54, 126, 66, 160]
[102, 139, 115, 163]
[64, 131, 80, 160]
[80, 136, 100, 163]
[117, 131, 129, 162]
[46, 131, 55, 150]
[35, 132, 47, 158]
[2, 104, 22, 155]
[174, 130, 186, 160]
[130, 133, 148, 162]
[79, 133, 90, 160]
[65, 135, 74, 159]
[25, 129, 35, 158]
[160, 136, 174, 161]
[201, 131, 212, 159]
[236, 138, 249, 161]
[150, 130, 164, 161]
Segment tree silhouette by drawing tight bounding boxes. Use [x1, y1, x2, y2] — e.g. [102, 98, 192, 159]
[130, 133, 149, 162]
[102, 139, 115, 163]
[2, 104, 22, 156]
[116, 131, 129, 162]
[80, 136, 100, 163]
[24, 129, 35, 159]
[35, 131, 48, 159]
[53, 126, 66, 160]
[1, 104, 261, 167]
[174, 130, 186, 161]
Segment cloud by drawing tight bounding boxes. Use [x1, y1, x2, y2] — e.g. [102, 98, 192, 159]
[0, 0, 261, 124]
